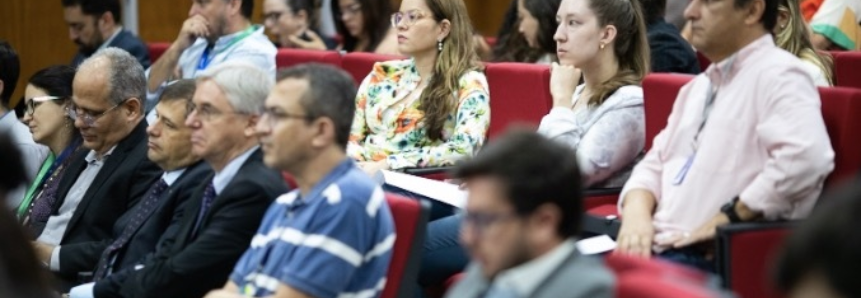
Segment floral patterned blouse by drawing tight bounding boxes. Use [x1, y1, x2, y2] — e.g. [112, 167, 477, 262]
[348, 59, 491, 169]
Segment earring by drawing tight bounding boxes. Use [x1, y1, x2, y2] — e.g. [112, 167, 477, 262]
[437, 39, 443, 51]
[780, 24, 786, 29]
[600, 43, 605, 50]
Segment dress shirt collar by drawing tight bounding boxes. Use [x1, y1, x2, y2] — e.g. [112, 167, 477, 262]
[162, 168, 187, 186]
[491, 238, 578, 297]
[704, 34, 774, 87]
[98, 26, 123, 51]
[211, 25, 262, 50]
[85, 145, 117, 163]
[212, 146, 258, 195]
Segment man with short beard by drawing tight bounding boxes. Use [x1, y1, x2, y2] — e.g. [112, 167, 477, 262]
[63, 0, 150, 68]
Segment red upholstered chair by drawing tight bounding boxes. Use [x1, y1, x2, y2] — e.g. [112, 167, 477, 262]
[607, 253, 725, 298]
[381, 193, 430, 298]
[831, 51, 861, 89]
[341, 52, 405, 85]
[147, 42, 170, 62]
[716, 87, 861, 298]
[484, 62, 552, 138]
[275, 49, 341, 69]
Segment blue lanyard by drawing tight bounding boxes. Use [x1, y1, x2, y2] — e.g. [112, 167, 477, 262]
[39, 138, 81, 187]
[196, 26, 257, 71]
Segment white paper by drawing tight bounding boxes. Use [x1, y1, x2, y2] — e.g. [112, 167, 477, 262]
[576, 235, 617, 255]
[378, 170, 468, 209]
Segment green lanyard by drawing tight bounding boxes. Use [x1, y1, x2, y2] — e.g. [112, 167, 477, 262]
[195, 25, 258, 71]
[17, 153, 55, 218]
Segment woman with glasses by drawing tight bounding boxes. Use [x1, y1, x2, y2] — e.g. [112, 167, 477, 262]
[347, 0, 489, 295]
[17, 65, 82, 238]
[331, 0, 400, 54]
[262, 0, 337, 50]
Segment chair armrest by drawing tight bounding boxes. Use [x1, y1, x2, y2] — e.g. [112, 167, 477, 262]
[716, 221, 797, 298]
[402, 166, 455, 176]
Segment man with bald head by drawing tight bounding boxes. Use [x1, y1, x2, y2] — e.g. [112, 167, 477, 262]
[31, 47, 161, 291]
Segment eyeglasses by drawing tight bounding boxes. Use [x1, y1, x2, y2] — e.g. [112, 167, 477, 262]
[338, 3, 362, 17]
[263, 11, 284, 23]
[260, 107, 310, 128]
[391, 10, 426, 27]
[25, 96, 64, 116]
[461, 211, 519, 237]
[188, 102, 251, 122]
[70, 98, 128, 128]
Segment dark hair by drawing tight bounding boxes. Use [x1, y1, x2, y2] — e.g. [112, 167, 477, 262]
[775, 182, 861, 298]
[453, 129, 584, 238]
[583, 0, 650, 107]
[523, 0, 563, 56]
[0, 134, 26, 193]
[0, 40, 20, 107]
[735, 0, 778, 32]
[276, 63, 357, 149]
[239, 0, 254, 19]
[492, 0, 544, 62]
[61, 0, 122, 23]
[640, 0, 666, 24]
[159, 79, 197, 116]
[332, 0, 393, 52]
[285, 0, 320, 29]
[29, 65, 76, 100]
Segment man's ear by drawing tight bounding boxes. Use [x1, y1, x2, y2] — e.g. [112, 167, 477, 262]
[744, 0, 766, 26]
[311, 117, 335, 148]
[124, 98, 142, 119]
[244, 114, 260, 137]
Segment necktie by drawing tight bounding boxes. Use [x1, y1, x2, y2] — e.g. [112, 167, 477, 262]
[92, 178, 169, 281]
[192, 181, 217, 238]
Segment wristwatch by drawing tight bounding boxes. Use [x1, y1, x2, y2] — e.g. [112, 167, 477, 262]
[720, 197, 742, 223]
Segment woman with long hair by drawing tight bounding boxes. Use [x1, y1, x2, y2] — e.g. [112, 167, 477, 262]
[332, 0, 400, 54]
[775, 0, 834, 86]
[492, 0, 561, 63]
[262, 0, 338, 49]
[538, 0, 650, 188]
[348, 0, 489, 174]
[17, 65, 82, 238]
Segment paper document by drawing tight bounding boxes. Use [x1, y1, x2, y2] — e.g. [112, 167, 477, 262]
[378, 170, 468, 208]
[576, 235, 617, 255]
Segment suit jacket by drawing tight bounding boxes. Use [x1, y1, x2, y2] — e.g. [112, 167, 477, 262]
[91, 160, 211, 297]
[445, 247, 615, 298]
[647, 18, 700, 75]
[52, 120, 162, 291]
[112, 149, 288, 298]
[71, 29, 151, 69]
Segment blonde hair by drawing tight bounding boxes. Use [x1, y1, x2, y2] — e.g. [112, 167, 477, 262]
[585, 0, 650, 106]
[420, 0, 483, 141]
[776, 0, 833, 85]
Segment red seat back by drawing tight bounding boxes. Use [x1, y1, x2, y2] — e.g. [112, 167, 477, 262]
[696, 51, 711, 72]
[484, 62, 552, 138]
[341, 52, 405, 85]
[381, 193, 430, 298]
[642, 73, 695, 151]
[831, 51, 861, 89]
[275, 49, 341, 70]
[819, 87, 861, 186]
[607, 254, 721, 298]
[148, 42, 170, 62]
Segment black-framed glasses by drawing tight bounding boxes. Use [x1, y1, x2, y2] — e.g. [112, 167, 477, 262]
[260, 107, 311, 128]
[25, 96, 65, 116]
[461, 211, 520, 237]
[391, 9, 426, 27]
[70, 98, 129, 128]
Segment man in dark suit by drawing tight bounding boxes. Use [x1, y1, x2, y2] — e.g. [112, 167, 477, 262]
[31, 48, 161, 292]
[99, 62, 287, 298]
[64, 0, 150, 68]
[65, 79, 212, 298]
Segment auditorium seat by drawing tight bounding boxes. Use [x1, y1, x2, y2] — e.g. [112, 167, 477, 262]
[607, 253, 725, 298]
[275, 49, 341, 69]
[341, 52, 405, 84]
[716, 86, 861, 298]
[831, 51, 861, 89]
[147, 42, 170, 62]
[382, 193, 430, 298]
[484, 62, 552, 138]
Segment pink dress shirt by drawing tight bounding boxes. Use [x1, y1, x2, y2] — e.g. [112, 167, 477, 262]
[619, 35, 835, 251]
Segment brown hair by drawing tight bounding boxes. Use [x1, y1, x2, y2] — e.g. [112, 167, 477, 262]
[585, 0, 650, 106]
[421, 0, 483, 141]
[776, 0, 833, 85]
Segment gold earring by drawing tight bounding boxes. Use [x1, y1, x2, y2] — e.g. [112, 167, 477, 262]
[600, 43, 605, 50]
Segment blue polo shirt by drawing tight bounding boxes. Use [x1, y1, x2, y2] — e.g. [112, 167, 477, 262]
[230, 159, 395, 298]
